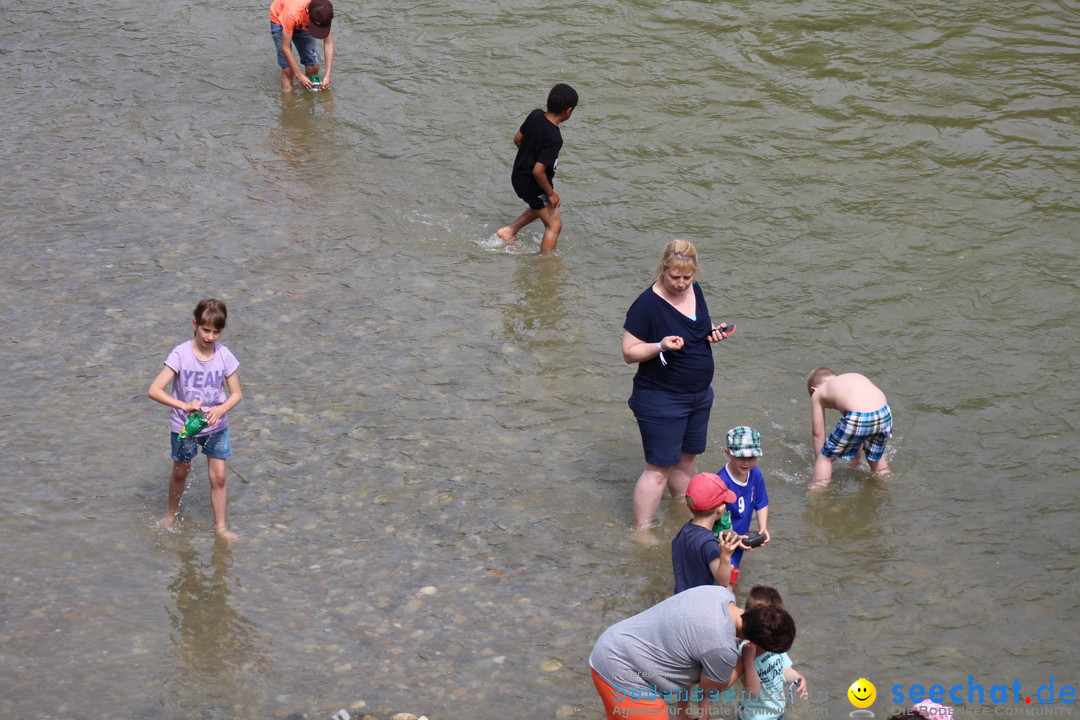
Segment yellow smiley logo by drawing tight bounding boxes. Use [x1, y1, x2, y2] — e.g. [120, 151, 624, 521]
[848, 678, 876, 708]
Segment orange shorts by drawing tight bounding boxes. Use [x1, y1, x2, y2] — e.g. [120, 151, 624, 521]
[591, 667, 670, 718]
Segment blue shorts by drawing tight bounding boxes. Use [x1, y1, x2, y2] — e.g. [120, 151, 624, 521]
[628, 387, 714, 467]
[821, 404, 892, 461]
[271, 23, 320, 69]
[171, 427, 232, 462]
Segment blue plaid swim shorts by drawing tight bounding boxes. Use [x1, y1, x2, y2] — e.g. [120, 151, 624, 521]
[821, 404, 892, 461]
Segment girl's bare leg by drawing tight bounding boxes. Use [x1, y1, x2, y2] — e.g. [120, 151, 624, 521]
[161, 460, 191, 527]
[207, 457, 238, 541]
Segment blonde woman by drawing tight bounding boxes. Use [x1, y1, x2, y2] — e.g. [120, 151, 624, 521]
[621, 241, 735, 529]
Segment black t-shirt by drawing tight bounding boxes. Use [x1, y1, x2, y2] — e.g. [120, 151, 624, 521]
[624, 283, 715, 394]
[510, 108, 563, 193]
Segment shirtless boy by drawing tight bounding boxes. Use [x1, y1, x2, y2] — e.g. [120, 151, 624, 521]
[806, 368, 893, 487]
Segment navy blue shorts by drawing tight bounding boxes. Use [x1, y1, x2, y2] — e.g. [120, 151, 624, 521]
[628, 387, 714, 467]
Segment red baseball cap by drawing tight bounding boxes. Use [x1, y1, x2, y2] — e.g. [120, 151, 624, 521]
[307, 0, 333, 39]
[686, 473, 737, 511]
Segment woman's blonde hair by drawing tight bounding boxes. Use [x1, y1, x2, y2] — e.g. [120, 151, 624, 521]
[654, 240, 699, 284]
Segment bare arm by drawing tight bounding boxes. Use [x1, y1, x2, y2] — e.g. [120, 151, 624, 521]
[621, 328, 684, 364]
[531, 161, 560, 207]
[755, 506, 770, 543]
[709, 530, 740, 587]
[783, 667, 808, 700]
[513, 130, 524, 147]
[202, 372, 243, 427]
[148, 366, 199, 412]
[321, 33, 334, 87]
[809, 393, 827, 456]
[281, 30, 314, 89]
[809, 392, 838, 485]
[740, 643, 761, 694]
[708, 555, 733, 588]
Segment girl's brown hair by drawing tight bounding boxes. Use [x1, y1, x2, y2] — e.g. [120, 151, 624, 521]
[193, 298, 227, 330]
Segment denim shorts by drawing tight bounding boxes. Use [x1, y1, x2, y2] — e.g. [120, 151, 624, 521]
[171, 427, 232, 462]
[628, 387, 714, 467]
[271, 23, 320, 69]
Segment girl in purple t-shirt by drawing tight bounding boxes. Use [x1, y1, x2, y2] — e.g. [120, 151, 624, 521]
[148, 299, 243, 541]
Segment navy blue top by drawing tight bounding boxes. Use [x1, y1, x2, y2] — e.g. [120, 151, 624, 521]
[671, 521, 722, 594]
[624, 283, 715, 394]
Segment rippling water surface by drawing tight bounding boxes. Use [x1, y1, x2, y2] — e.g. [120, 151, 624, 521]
[3, 0, 1078, 718]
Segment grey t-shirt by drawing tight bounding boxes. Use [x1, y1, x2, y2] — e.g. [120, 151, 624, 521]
[589, 585, 740, 694]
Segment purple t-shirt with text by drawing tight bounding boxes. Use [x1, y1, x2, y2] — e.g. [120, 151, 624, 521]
[163, 340, 239, 436]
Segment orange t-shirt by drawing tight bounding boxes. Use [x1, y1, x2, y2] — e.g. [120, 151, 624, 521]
[269, 0, 311, 34]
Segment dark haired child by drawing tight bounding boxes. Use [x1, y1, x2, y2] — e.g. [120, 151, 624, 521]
[736, 586, 808, 720]
[497, 83, 579, 254]
[149, 299, 243, 541]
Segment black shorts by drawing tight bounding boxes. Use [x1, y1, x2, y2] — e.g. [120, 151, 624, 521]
[512, 174, 552, 210]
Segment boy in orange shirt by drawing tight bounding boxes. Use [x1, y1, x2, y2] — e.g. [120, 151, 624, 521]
[270, 0, 334, 91]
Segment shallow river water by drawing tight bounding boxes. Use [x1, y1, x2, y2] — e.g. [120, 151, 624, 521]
[2, 0, 1079, 718]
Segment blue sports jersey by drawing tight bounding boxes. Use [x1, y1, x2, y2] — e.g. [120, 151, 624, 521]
[718, 464, 768, 567]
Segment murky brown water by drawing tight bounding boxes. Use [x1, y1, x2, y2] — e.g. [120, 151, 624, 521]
[3, 0, 1078, 718]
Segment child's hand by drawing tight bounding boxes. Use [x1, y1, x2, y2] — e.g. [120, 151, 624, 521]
[202, 406, 224, 426]
[737, 530, 769, 551]
[741, 530, 771, 549]
[719, 530, 741, 554]
[792, 676, 808, 700]
[185, 400, 204, 414]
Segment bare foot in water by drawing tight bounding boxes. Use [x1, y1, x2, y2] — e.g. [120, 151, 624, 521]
[159, 514, 178, 529]
[496, 226, 516, 243]
[216, 526, 239, 542]
[632, 525, 661, 546]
